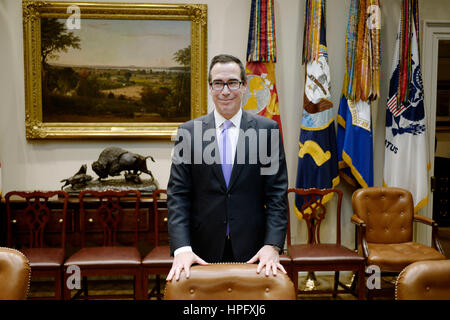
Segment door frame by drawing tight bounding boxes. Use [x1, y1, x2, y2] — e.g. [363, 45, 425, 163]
[420, 20, 450, 245]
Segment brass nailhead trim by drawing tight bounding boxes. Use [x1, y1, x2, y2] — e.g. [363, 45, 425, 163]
[0, 246, 31, 299]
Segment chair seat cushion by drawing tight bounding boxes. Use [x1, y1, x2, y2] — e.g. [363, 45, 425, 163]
[368, 242, 446, 272]
[64, 247, 141, 267]
[290, 244, 364, 264]
[279, 253, 291, 264]
[20, 248, 64, 267]
[142, 246, 173, 266]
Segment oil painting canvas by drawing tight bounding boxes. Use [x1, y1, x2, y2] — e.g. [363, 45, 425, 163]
[42, 18, 191, 123]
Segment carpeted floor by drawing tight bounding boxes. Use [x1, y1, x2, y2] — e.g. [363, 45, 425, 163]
[29, 272, 396, 300]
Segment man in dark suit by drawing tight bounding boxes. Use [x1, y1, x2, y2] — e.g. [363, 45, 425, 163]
[166, 54, 288, 281]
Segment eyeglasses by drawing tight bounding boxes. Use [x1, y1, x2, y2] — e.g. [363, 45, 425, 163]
[209, 80, 243, 91]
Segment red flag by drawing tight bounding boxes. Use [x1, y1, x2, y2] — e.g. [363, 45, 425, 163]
[243, 61, 283, 138]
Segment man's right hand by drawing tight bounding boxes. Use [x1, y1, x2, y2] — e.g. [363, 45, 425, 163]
[166, 251, 208, 281]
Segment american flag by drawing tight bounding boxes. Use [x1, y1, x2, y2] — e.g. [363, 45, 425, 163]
[387, 95, 407, 117]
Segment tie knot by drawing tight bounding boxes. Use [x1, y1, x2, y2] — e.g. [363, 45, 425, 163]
[223, 120, 233, 130]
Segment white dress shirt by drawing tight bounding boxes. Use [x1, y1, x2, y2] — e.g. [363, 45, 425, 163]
[173, 108, 243, 257]
[214, 108, 242, 166]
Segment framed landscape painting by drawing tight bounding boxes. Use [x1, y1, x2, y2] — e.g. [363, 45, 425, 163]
[23, 1, 207, 139]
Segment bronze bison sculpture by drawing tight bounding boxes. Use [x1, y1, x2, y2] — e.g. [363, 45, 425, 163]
[92, 147, 155, 183]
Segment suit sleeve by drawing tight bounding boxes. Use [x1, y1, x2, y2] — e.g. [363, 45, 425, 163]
[167, 125, 193, 256]
[262, 122, 289, 250]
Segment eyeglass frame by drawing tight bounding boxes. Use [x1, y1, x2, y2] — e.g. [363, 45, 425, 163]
[209, 79, 244, 91]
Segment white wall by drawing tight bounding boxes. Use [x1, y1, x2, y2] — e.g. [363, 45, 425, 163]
[1, 0, 449, 249]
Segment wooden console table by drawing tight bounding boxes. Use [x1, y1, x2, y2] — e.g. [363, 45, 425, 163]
[0, 195, 168, 258]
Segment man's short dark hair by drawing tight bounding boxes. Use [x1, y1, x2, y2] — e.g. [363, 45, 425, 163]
[208, 54, 247, 84]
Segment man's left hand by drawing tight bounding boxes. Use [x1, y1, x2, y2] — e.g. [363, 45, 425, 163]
[246, 245, 287, 276]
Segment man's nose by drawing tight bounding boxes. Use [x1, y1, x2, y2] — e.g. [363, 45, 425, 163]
[221, 84, 231, 94]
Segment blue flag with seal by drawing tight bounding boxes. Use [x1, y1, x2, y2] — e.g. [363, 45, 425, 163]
[295, 0, 339, 219]
[335, 0, 379, 189]
[336, 97, 373, 188]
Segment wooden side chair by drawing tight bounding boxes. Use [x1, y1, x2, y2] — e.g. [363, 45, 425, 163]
[5, 190, 69, 300]
[63, 189, 142, 300]
[141, 189, 173, 299]
[352, 186, 446, 299]
[287, 188, 365, 299]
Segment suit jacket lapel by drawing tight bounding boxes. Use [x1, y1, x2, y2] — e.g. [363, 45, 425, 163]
[227, 110, 256, 191]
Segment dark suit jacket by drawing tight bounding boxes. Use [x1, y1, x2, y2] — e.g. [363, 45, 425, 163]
[167, 110, 288, 262]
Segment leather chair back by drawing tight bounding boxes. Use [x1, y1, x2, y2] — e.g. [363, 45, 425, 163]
[164, 264, 296, 300]
[396, 260, 450, 300]
[0, 247, 31, 300]
[352, 187, 413, 244]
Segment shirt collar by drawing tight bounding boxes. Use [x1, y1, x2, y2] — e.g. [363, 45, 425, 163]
[214, 108, 242, 129]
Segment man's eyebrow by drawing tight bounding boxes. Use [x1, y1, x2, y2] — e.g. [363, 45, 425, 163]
[212, 78, 240, 82]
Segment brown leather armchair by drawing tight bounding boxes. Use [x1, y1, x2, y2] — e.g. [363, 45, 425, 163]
[164, 263, 296, 300]
[395, 260, 450, 300]
[352, 187, 446, 298]
[0, 247, 31, 300]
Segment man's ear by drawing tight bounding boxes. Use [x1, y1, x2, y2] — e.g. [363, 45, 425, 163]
[240, 81, 248, 94]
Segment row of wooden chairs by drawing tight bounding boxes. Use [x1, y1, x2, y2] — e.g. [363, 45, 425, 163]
[3, 189, 171, 300]
[3, 186, 446, 300]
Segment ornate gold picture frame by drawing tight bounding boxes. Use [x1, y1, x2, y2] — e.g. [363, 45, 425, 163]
[23, 1, 207, 139]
